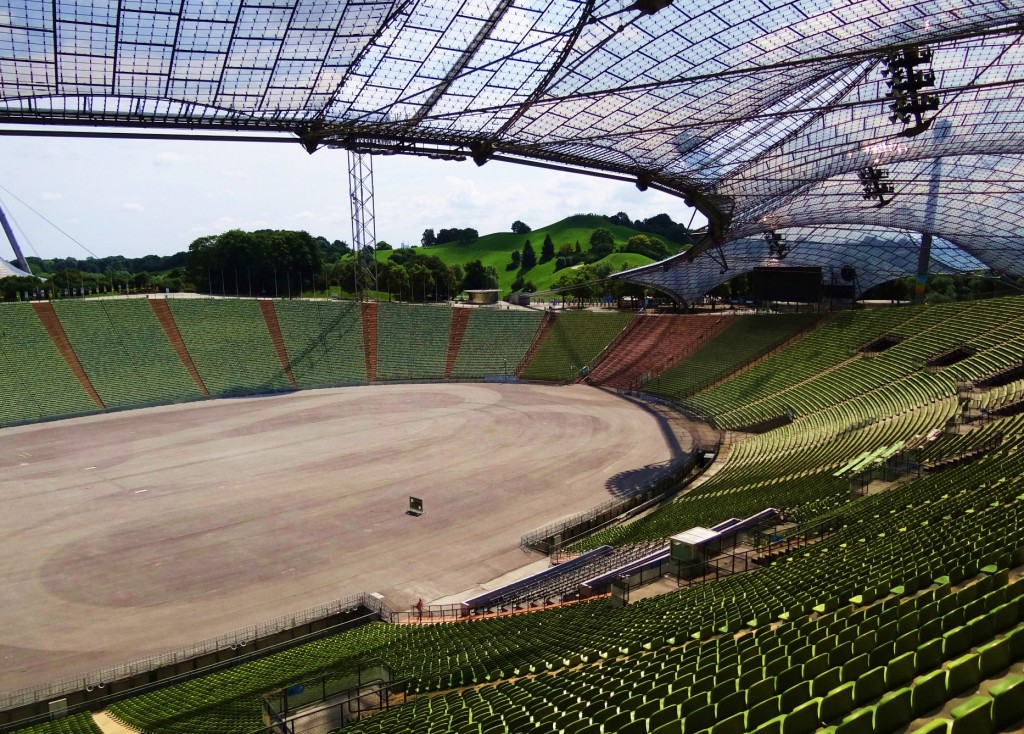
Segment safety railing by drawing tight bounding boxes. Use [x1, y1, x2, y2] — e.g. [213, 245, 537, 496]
[0, 592, 393, 714]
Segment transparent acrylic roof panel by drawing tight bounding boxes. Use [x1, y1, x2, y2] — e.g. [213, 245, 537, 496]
[730, 153, 1024, 276]
[0, 0, 400, 122]
[614, 227, 985, 303]
[4, 0, 1024, 278]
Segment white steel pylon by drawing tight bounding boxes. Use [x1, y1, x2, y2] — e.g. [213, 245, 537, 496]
[0, 199, 31, 274]
[348, 151, 377, 298]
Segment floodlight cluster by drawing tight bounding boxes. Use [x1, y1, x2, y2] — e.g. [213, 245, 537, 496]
[2, 0, 1024, 296]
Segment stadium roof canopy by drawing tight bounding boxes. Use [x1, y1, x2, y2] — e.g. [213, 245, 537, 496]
[0, 256, 31, 278]
[3, 0, 1024, 297]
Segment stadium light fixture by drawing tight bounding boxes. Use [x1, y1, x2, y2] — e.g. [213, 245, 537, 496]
[630, 0, 674, 15]
[880, 46, 940, 137]
[764, 231, 789, 260]
[470, 141, 494, 167]
[858, 165, 895, 208]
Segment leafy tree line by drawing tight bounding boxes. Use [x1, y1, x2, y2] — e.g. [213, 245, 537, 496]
[2, 231, 353, 301]
[187, 229, 337, 296]
[860, 273, 1024, 304]
[505, 228, 674, 278]
[608, 211, 696, 245]
[549, 261, 647, 307]
[24, 251, 188, 277]
[3, 213, 690, 302]
[1, 266, 191, 301]
[420, 227, 479, 246]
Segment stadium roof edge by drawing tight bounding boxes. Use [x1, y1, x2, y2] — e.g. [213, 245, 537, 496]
[3, 0, 1024, 287]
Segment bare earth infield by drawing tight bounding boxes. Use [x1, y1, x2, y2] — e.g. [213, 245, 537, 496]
[0, 383, 674, 693]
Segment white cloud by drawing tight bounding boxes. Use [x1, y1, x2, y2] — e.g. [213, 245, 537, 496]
[202, 189, 238, 201]
[284, 209, 348, 226]
[153, 151, 186, 166]
[0, 136, 703, 259]
[189, 215, 272, 235]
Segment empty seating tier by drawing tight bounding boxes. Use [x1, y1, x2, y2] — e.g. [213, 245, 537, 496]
[585, 314, 731, 391]
[11, 714, 102, 734]
[689, 298, 1024, 431]
[272, 300, 368, 388]
[450, 309, 543, 380]
[647, 312, 821, 400]
[0, 303, 99, 426]
[375, 303, 452, 381]
[685, 307, 926, 424]
[52, 300, 202, 409]
[167, 299, 293, 396]
[520, 311, 634, 382]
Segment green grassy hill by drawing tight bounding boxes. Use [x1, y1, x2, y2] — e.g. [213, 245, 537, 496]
[377, 214, 676, 293]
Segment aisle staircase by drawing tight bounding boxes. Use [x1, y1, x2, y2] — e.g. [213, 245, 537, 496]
[516, 310, 555, 377]
[361, 302, 378, 381]
[31, 301, 105, 409]
[149, 299, 209, 395]
[586, 315, 729, 390]
[258, 300, 297, 387]
[445, 307, 471, 378]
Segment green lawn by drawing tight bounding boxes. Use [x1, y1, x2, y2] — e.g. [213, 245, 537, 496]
[378, 214, 666, 293]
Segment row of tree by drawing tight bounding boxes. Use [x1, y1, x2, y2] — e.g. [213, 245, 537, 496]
[608, 212, 695, 245]
[0, 268, 187, 300]
[504, 229, 672, 280]
[550, 261, 645, 306]
[420, 228, 479, 246]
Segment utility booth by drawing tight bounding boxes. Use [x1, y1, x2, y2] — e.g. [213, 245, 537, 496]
[670, 527, 723, 580]
[669, 509, 781, 583]
[464, 289, 498, 305]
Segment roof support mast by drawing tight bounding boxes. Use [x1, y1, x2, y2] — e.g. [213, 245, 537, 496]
[0, 201, 30, 274]
[348, 151, 378, 299]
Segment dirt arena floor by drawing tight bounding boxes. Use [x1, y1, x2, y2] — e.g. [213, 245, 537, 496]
[0, 383, 682, 694]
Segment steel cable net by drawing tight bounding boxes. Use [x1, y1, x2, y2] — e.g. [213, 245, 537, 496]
[615, 226, 985, 304]
[4, 0, 1024, 285]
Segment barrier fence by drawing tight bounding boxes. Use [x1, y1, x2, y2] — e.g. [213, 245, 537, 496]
[388, 603, 465, 624]
[0, 592, 394, 716]
[258, 680, 410, 734]
[258, 658, 408, 734]
[520, 451, 708, 555]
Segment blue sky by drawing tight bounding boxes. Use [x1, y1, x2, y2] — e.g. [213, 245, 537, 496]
[0, 132, 702, 261]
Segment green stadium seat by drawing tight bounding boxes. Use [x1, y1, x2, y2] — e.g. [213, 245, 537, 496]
[949, 695, 993, 734]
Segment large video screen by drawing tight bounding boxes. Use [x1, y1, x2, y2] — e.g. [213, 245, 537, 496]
[751, 267, 823, 303]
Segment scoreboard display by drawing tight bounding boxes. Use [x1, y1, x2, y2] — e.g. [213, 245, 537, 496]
[751, 267, 823, 303]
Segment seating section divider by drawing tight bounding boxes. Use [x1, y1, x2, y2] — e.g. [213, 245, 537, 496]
[53, 299, 202, 409]
[361, 302, 378, 381]
[167, 299, 293, 396]
[0, 303, 98, 426]
[31, 302, 104, 408]
[258, 300, 297, 387]
[445, 307, 472, 378]
[450, 308, 543, 380]
[520, 311, 634, 382]
[273, 300, 367, 388]
[149, 299, 209, 395]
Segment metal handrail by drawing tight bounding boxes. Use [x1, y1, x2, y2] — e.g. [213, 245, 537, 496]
[0, 592, 393, 713]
